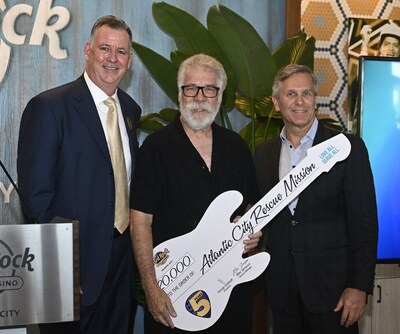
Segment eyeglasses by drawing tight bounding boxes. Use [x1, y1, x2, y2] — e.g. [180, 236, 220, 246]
[181, 85, 220, 98]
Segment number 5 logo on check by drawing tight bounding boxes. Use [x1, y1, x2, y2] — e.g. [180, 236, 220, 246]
[186, 290, 211, 318]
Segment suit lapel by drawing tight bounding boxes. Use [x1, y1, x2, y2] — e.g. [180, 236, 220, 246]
[267, 137, 294, 216]
[118, 91, 136, 156]
[268, 137, 282, 187]
[312, 122, 329, 145]
[293, 122, 329, 216]
[72, 77, 112, 165]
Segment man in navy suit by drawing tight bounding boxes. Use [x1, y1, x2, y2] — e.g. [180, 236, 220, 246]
[17, 15, 141, 333]
[254, 64, 378, 334]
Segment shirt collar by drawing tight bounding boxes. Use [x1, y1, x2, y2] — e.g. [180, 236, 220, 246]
[84, 71, 118, 106]
[280, 118, 319, 145]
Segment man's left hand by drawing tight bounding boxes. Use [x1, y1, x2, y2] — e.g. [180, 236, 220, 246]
[334, 288, 367, 327]
[243, 230, 262, 253]
[232, 215, 262, 253]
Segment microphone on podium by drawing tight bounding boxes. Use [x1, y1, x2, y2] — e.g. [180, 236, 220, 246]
[0, 158, 39, 224]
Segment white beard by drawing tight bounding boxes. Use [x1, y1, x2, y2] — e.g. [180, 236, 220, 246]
[180, 101, 219, 131]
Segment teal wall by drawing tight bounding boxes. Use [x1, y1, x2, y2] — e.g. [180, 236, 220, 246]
[0, 0, 285, 223]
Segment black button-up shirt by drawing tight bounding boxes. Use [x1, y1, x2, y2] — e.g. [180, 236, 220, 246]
[131, 116, 259, 247]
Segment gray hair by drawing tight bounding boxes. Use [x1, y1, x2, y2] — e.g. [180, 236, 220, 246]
[272, 64, 318, 98]
[89, 15, 132, 45]
[177, 54, 227, 97]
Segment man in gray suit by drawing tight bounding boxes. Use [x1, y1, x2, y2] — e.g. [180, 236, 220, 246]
[254, 64, 378, 334]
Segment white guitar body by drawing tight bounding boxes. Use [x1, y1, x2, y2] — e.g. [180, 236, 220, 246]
[153, 133, 351, 331]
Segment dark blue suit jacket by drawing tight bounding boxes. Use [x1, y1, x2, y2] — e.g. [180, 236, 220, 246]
[254, 123, 378, 313]
[17, 75, 141, 306]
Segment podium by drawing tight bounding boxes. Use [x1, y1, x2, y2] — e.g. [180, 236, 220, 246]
[0, 221, 80, 327]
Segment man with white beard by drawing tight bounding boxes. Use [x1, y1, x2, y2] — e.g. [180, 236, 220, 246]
[130, 54, 261, 334]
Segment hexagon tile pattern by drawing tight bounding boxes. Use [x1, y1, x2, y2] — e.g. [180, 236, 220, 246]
[301, 0, 400, 131]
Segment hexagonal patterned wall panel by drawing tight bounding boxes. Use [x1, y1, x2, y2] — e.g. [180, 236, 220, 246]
[301, 0, 400, 131]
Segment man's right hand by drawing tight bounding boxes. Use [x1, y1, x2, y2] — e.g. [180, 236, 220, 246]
[130, 209, 177, 328]
[144, 284, 177, 328]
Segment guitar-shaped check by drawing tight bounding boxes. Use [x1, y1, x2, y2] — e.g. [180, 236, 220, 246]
[153, 133, 351, 331]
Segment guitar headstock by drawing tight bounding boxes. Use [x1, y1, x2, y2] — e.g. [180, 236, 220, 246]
[307, 133, 351, 172]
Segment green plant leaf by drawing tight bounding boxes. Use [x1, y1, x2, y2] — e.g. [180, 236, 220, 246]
[207, 5, 277, 98]
[239, 117, 283, 148]
[273, 31, 315, 70]
[152, 2, 221, 56]
[132, 3, 322, 153]
[131, 41, 179, 105]
[152, 2, 237, 113]
[159, 108, 180, 122]
[138, 108, 180, 133]
[139, 119, 166, 133]
[239, 119, 255, 146]
[207, 4, 278, 151]
[296, 35, 316, 69]
[170, 50, 189, 67]
[235, 95, 275, 118]
[255, 117, 283, 144]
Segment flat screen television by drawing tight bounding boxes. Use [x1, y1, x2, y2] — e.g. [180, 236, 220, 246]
[357, 56, 400, 263]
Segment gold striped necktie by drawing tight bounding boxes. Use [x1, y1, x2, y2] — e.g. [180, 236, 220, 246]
[104, 97, 129, 233]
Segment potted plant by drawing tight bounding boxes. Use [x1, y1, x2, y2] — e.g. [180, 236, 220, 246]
[132, 2, 340, 151]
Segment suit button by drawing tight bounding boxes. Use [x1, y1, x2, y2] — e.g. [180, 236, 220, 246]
[108, 201, 113, 207]
[291, 220, 298, 226]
